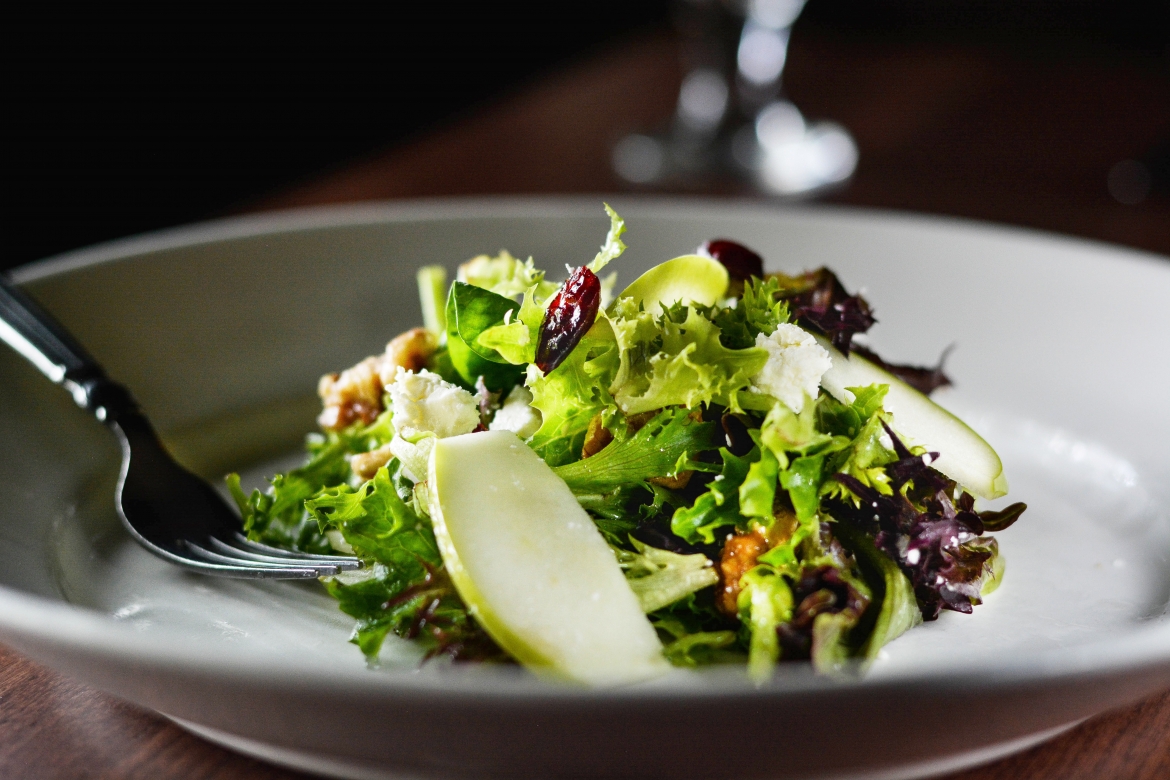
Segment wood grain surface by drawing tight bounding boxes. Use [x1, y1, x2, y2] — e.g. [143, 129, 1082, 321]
[2, 25, 1168, 780]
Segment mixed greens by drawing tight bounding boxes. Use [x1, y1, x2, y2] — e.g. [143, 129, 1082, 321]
[229, 206, 1025, 680]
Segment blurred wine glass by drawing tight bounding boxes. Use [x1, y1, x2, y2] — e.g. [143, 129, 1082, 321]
[613, 0, 857, 196]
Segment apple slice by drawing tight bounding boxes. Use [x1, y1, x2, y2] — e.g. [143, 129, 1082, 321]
[817, 337, 1008, 499]
[618, 254, 728, 312]
[427, 430, 668, 685]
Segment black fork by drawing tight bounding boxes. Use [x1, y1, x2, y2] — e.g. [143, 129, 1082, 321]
[0, 274, 361, 579]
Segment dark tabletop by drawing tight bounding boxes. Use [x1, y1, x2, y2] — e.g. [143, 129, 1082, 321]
[2, 26, 1168, 780]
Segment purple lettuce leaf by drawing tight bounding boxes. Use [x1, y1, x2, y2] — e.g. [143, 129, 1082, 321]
[830, 424, 1016, 620]
[772, 268, 876, 354]
[776, 562, 871, 661]
[852, 344, 954, 396]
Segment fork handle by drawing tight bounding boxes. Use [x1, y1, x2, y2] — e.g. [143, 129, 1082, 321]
[0, 274, 138, 422]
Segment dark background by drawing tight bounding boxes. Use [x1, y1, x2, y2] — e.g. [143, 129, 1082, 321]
[6, 1, 1168, 271]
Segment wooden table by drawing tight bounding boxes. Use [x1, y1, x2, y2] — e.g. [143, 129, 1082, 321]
[3, 27, 1168, 780]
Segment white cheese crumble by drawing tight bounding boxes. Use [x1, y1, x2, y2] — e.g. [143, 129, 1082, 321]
[489, 385, 543, 439]
[749, 323, 832, 413]
[388, 367, 479, 439]
[386, 368, 479, 481]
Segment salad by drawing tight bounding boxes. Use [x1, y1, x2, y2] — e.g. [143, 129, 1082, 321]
[228, 205, 1026, 684]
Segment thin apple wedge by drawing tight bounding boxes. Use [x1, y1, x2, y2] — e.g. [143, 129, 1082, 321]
[427, 430, 668, 685]
[817, 337, 1008, 499]
[617, 254, 728, 312]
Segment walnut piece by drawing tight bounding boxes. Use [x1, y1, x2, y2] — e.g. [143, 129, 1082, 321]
[317, 357, 384, 430]
[350, 443, 396, 481]
[580, 413, 614, 459]
[717, 528, 770, 616]
[317, 328, 438, 431]
[378, 328, 437, 386]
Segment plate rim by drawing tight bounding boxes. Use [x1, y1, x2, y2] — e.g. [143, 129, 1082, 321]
[11, 194, 1169, 287]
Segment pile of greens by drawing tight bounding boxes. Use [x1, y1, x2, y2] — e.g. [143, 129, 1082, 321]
[229, 207, 1023, 677]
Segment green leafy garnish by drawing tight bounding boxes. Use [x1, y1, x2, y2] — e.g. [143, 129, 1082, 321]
[671, 446, 757, 545]
[706, 276, 790, 349]
[607, 299, 767, 416]
[615, 538, 720, 613]
[475, 284, 546, 365]
[444, 281, 525, 389]
[417, 265, 448, 336]
[586, 203, 627, 274]
[525, 320, 619, 467]
[553, 407, 719, 493]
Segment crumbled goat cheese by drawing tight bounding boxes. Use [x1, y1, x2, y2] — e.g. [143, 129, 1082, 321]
[388, 368, 479, 439]
[489, 385, 543, 439]
[749, 323, 832, 413]
[387, 368, 479, 481]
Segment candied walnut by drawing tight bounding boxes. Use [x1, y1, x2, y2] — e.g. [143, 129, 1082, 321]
[648, 471, 693, 490]
[317, 357, 384, 431]
[350, 443, 395, 481]
[377, 327, 437, 385]
[770, 506, 799, 548]
[580, 413, 613, 459]
[317, 328, 438, 432]
[717, 527, 770, 616]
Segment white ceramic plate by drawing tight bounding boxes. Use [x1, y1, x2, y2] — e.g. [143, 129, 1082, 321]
[2, 198, 1169, 780]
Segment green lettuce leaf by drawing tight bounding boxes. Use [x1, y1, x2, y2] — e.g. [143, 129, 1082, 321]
[474, 284, 546, 365]
[607, 299, 767, 416]
[760, 396, 836, 462]
[816, 384, 888, 438]
[981, 539, 1006, 596]
[308, 464, 501, 662]
[586, 203, 627, 274]
[832, 520, 922, 662]
[614, 538, 719, 613]
[738, 434, 779, 521]
[457, 250, 551, 299]
[671, 447, 756, 545]
[417, 265, 448, 336]
[707, 276, 790, 349]
[650, 592, 743, 667]
[444, 281, 526, 390]
[737, 565, 795, 682]
[228, 438, 352, 554]
[325, 564, 493, 663]
[305, 465, 441, 567]
[225, 409, 399, 554]
[780, 455, 825, 523]
[572, 487, 642, 544]
[820, 388, 898, 501]
[660, 628, 739, 667]
[525, 320, 620, 467]
[553, 407, 719, 493]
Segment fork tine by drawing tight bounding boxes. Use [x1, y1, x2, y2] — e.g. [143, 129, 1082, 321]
[147, 544, 324, 579]
[207, 536, 362, 571]
[231, 532, 361, 563]
[184, 541, 342, 576]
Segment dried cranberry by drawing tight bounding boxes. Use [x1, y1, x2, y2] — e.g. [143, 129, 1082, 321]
[535, 266, 601, 374]
[702, 239, 764, 282]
